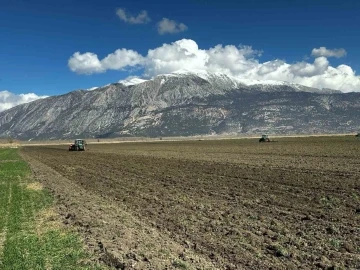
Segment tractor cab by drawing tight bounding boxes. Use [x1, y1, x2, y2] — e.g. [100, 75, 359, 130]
[69, 139, 87, 151]
[75, 139, 86, 146]
[259, 134, 270, 142]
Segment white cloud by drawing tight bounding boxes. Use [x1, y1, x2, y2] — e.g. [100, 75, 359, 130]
[311, 47, 347, 58]
[157, 18, 188, 35]
[68, 40, 360, 92]
[0, 91, 48, 112]
[289, 57, 329, 77]
[68, 52, 104, 74]
[145, 39, 208, 76]
[68, 49, 144, 75]
[257, 60, 285, 76]
[116, 8, 150, 24]
[101, 49, 145, 70]
[205, 44, 261, 74]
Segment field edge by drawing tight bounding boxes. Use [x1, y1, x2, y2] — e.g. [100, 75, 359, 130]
[0, 148, 105, 270]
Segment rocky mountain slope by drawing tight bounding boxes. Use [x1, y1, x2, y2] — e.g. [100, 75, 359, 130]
[0, 71, 359, 140]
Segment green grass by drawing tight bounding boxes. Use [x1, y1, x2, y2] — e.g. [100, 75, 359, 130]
[0, 148, 104, 270]
[329, 238, 341, 250]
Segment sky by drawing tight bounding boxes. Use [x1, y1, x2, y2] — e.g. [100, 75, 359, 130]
[1, 0, 360, 111]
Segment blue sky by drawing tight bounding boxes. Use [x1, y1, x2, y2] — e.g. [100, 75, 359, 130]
[0, 0, 360, 104]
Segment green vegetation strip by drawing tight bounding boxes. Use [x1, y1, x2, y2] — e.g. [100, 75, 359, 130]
[0, 148, 103, 270]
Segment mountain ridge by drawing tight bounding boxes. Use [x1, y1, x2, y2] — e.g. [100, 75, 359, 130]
[0, 71, 358, 140]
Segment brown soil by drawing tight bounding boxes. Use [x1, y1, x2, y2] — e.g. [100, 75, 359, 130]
[21, 136, 360, 269]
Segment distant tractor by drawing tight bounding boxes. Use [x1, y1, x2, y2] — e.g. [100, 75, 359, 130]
[259, 134, 271, 142]
[69, 139, 87, 151]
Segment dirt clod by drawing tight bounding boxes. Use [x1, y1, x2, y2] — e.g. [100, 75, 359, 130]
[343, 242, 355, 253]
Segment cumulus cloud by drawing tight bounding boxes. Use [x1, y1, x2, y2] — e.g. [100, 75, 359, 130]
[68, 52, 104, 74]
[116, 8, 150, 24]
[0, 91, 48, 112]
[311, 47, 347, 58]
[68, 40, 360, 92]
[68, 49, 144, 75]
[101, 49, 145, 70]
[145, 39, 207, 75]
[289, 57, 329, 77]
[257, 60, 285, 76]
[157, 18, 188, 35]
[205, 44, 261, 74]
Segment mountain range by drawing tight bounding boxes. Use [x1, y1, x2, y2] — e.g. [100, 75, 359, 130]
[0, 70, 359, 140]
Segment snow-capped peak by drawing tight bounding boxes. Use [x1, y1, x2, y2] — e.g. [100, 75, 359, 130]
[117, 70, 295, 89]
[172, 69, 210, 77]
[170, 69, 289, 86]
[168, 69, 323, 91]
[116, 70, 336, 94]
[119, 77, 148, 86]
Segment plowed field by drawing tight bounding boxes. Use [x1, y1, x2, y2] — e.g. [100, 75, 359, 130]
[21, 136, 360, 269]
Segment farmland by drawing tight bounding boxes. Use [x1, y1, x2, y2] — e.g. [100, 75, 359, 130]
[0, 148, 104, 270]
[20, 136, 360, 269]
